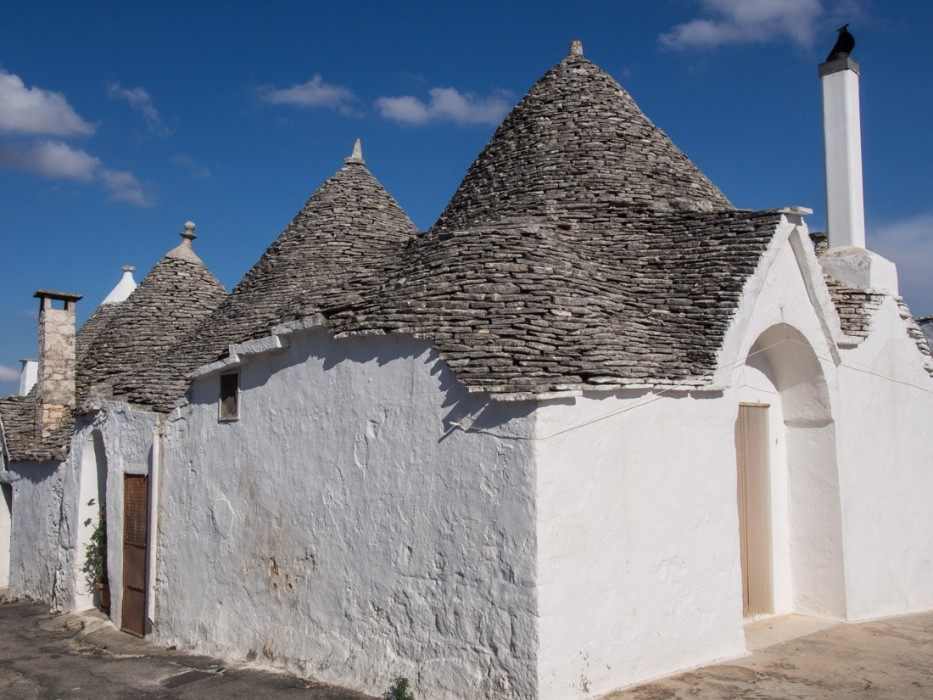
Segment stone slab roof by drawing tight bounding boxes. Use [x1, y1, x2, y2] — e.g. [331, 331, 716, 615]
[823, 275, 885, 341]
[434, 46, 731, 233]
[304, 209, 782, 398]
[897, 303, 933, 377]
[79, 253, 226, 409]
[0, 396, 72, 463]
[118, 157, 417, 411]
[920, 316, 933, 346]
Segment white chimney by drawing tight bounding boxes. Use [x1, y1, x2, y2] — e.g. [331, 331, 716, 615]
[101, 264, 137, 304]
[820, 56, 865, 249]
[18, 359, 38, 396]
[818, 42, 899, 294]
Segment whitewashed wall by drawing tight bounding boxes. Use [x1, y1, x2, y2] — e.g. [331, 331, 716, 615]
[0, 460, 65, 601]
[533, 220, 847, 699]
[0, 406, 157, 617]
[156, 330, 538, 700]
[834, 298, 933, 620]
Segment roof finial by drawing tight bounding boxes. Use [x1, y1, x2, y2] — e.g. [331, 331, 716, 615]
[345, 138, 364, 164]
[166, 220, 204, 263]
[181, 220, 197, 243]
[122, 264, 136, 273]
[570, 39, 584, 57]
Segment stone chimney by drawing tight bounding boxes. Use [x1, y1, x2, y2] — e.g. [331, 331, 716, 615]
[33, 290, 81, 436]
[18, 359, 37, 396]
[818, 37, 898, 293]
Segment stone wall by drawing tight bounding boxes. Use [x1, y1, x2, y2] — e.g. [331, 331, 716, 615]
[36, 302, 76, 437]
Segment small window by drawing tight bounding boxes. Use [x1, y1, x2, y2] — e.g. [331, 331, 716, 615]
[219, 373, 239, 421]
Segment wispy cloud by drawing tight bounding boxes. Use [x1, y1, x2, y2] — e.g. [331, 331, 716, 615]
[872, 212, 933, 315]
[107, 82, 170, 135]
[171, 153, 211, 178]
[0, 365, 19, 382]
[376, 87, 511, 126]
[0, 140, 152, 206]
[259, 74, 356, 114]
[0, 69, 94, 136]
[660, 0, 827, 50]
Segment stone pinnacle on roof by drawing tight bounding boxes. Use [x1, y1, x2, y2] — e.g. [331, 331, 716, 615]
[345, 138, 365, 164]
[101, 264, 138, 304]
[166, 220, 204, 264]
[433, 40, 732, 231]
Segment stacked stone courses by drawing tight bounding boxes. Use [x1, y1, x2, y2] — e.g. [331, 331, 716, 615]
[78, 254, 226, 409]
[305, 210, 781, 398]
[118, 159, 416, 410]
[822, 275, 885, 340]
[434, 50, 731, 233]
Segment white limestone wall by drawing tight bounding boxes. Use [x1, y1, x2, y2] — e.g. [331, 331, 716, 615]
[155, 330, 538, 700]
[36, 407, 159, 621]
[0, 460, 66, 601]
[834, 298, 933, 620]
[534, 391, 747, 698]
[533, 221, 847, 698]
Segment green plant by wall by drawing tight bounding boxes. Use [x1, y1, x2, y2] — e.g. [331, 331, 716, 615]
[81, 510, 107, 592]
[384, 677, 415, 700]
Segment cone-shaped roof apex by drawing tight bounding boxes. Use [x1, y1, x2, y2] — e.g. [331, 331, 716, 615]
[434, 41, 731, 231]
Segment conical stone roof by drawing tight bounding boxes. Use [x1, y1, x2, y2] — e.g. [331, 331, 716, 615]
[78, 230, 226, 408]
[434, 42, 731, 232]
[121, 148, 417, 411]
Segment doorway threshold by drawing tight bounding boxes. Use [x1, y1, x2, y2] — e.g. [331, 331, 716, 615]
[744, 613, 839, 651]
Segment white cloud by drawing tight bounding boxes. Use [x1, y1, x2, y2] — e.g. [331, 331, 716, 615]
[107, 82, 169, 134]
[0, 140, 151, 206]
[0, 365, 19, 382]
[100, 168, 150, 206]
[376, 87, 511, 126]
[872, 212, 933, 315]
[259, 74, 356, 113]
[660, 0, 825, 50]
[0, 140, 99, 180]
[0, 69, 94, 136]
[171, 153, 211, 178]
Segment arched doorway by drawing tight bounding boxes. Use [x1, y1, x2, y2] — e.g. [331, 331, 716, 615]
[74, 431, 108, 611]
[736, 323, 846, 619]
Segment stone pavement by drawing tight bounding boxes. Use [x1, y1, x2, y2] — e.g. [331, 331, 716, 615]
[607, 611, 933, 700]
[0, 601, 374, 699]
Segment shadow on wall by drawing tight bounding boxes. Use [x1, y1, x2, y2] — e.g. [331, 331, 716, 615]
[197, 329, 537, 440]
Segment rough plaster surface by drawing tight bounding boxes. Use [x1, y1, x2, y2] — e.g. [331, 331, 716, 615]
[834, 296, 933, 620]
[156, 331, 538, 699]
[0, 459, 66, 603]
[532, 224, 849, 699]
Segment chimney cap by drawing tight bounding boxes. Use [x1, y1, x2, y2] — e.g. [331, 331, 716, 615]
[819, 55, 860, 77]
[33, 289, 82, 302]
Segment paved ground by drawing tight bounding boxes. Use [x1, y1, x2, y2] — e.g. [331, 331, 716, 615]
[0, 601, 374, 699]
[607, 611, 933, 700]
[2, 601, 932, 699]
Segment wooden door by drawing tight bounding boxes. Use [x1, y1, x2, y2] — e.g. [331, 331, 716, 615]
[121, 474, 149, 636]
[736, 404, 773, 617]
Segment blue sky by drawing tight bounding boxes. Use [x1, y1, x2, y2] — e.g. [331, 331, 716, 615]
[2, 0, 932, 395]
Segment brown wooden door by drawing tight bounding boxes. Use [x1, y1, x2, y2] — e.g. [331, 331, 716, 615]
[736, 404, 773, 618]
[122, 474, 149, 636]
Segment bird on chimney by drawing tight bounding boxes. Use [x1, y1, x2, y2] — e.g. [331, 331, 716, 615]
[826, 24, 855, 62]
